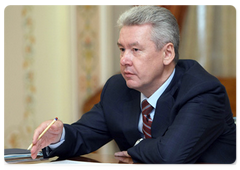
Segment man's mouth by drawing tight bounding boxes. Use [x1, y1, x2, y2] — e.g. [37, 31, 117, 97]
[124, 71, 135, 78]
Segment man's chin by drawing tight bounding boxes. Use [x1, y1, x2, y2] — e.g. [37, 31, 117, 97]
[125, 80, 139, 90]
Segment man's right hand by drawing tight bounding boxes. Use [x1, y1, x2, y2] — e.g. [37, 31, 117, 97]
[30, 119, 64, 159]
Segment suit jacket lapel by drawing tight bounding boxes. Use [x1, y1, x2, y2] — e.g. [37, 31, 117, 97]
[151, 94, 175, 138]
[123, 90, 142, 146]
[151, 65, 184, 138]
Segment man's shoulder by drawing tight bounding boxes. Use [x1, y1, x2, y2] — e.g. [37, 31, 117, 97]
[177, 59, 206, 75]
[101, 74, 139, 102]
[103, 74, 131, 94]
[177, 59, 219, 84]
[105, 74, 126, 87]
[175, 59, 223, 95]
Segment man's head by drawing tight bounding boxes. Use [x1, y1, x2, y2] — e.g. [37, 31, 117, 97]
[117, 6, 179, 97]
[117, 6, 180, 63]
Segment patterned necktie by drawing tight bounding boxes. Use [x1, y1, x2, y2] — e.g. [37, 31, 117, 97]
[142, 99, 154, 138]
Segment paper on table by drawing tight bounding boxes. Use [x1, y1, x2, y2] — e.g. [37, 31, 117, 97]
[5, 157, 45, 164]
[5, 148, 31, 155]
[4, 148, 42, 160]
[33, 160, 132, 166]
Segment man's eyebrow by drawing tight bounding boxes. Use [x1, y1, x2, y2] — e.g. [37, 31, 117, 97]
[117, 42, 123, 47]
[129, 42, 140, 47]
[117, 41, 140, 47]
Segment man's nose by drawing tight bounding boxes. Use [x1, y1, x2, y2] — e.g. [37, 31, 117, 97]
[120, 51, 132, 66]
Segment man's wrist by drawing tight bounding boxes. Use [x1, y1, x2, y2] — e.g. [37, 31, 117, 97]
[48, 127, 65, 149]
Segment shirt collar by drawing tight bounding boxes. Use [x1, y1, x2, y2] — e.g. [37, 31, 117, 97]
[141, 68, 175, 109]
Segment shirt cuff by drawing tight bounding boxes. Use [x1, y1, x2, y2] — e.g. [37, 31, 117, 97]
[134, 138, 143, 146]
[48, 127, 65, 150]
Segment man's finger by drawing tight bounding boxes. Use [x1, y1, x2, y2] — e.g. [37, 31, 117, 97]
[114, 151, 130, 157]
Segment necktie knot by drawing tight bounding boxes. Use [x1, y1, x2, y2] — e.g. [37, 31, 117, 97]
[142, 100, 153, 116]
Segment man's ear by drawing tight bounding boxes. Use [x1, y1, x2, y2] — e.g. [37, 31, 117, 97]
[162, 43, 175, 65]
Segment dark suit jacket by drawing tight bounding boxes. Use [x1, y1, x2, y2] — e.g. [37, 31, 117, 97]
[43, 59, 236, 163]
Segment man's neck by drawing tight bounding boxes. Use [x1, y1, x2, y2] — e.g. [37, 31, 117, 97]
[142, 66, 175, 98]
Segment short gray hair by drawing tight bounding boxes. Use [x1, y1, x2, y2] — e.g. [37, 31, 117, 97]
[117, 6, 180, 63]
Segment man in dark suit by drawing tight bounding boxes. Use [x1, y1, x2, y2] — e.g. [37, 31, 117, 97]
[30, 6, 236, 163]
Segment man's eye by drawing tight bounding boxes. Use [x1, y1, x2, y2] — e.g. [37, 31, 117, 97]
[120, 48, 125, 52]
[133, 48, 139, 52]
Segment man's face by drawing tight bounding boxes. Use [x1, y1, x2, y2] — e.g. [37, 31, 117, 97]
[118, 24, 167, 97]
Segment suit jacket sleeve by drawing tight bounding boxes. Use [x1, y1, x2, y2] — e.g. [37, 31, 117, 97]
[128, 80, 228, 163]
[42, 80, 113, 159]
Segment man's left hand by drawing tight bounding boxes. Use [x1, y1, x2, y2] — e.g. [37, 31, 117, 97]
[114, 151, 133, 163]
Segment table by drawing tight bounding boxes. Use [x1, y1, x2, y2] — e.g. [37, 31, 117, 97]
[5, 152, 133, 164]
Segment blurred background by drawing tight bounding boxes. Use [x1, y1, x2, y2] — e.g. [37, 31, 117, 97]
[4, 5, 236, 154]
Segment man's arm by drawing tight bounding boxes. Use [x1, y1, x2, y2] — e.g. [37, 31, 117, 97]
[127, 83, 227, 163]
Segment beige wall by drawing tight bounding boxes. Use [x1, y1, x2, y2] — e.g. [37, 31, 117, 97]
[4, 6, 75, 149]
